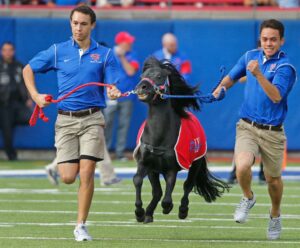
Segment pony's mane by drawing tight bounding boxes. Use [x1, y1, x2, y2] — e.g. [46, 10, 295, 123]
[142, 56, 162, 73]
[160, 60, 200, 118]
[142, 57, 200, 118]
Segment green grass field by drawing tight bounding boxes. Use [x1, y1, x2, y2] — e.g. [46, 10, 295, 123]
[0, 160, 136, 170]
[0, 161, 300, 247]
[2, 159, 300, 170]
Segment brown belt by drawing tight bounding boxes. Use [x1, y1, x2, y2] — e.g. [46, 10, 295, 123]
[58, 107, 100, 118]
[242, 118, 282, 132]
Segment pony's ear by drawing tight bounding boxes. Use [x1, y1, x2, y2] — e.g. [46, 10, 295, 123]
[143, 56, 160, 72]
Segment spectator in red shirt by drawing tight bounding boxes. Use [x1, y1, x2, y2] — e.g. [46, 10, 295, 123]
[104, 31, 140, 161]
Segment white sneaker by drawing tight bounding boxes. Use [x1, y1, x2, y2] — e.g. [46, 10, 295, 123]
[45, 167, 59, 186]
[74, 223, 92, 242]
[101, 177, 122, 186]
[267, 215, 281, 240]
[234, 193, 256, 223]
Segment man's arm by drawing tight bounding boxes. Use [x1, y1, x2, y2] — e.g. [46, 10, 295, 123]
[22, 64, 51, 108]
[104, 49, 122, 99]
[212, 75, 236, 98]
[212, 53, 247, 97]
[119, 55, 138, 76]
[247, 60, 281, 103]
[115, 46, 139, 77]
[239, 76, 247, 83]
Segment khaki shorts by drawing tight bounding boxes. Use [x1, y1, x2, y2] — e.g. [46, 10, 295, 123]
[55, 110, 105, 164]
[235, 119, 286, 177]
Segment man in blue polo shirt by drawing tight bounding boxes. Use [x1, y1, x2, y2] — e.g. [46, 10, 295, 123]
[104, 31, 140, 161]
[23, 5, 121, 242]
[153, 33, 192, 83]
[213, 19, 296, 240]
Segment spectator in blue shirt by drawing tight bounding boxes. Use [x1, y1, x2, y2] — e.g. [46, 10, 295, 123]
[153, 33, 192, 83]
[22, 5, 121, 242]
[277, 0, 299, 8]
[213, 19, 296, 240]
[104, 31, 140, 161]
[41, 0, 87, 7]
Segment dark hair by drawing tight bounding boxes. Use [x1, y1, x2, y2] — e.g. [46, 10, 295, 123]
[1, 41, 14, 50]
[70, 5, 96, 24]
[260, 19, 284, 38]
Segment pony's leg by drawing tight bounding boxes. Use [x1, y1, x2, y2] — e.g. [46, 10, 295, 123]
[133, 164, 148, 222]
[144, 172, 163, 224]
[161, 170, 177, 214]
[178, 165, 196, 219]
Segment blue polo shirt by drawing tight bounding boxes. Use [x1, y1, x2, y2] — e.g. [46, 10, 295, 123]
[228, 49, 296, 126]
[113, 47, 140, 102]
[29, 38, 120, 111]
[153, 49, 192, 83]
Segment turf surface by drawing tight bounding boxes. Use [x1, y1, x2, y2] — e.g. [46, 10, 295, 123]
[0, 170, 300, 248]
[2, 159, 300, 170]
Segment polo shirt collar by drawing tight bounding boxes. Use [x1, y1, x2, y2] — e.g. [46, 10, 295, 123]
[70, 37, 98, 51]
[260, 49, 285, 64]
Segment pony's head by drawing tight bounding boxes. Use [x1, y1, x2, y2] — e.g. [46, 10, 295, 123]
[135, 56, 200, 117]
[135, 57, 170, 102]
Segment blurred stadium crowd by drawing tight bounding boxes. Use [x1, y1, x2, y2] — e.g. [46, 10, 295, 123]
[0, 0, 299, 9]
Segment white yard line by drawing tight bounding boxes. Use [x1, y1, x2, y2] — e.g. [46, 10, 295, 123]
[1, 209, 300, 221]
[1, 167, 300, 177]
[1, 188, 300, 198]
[1, 199, 300, 207]
[0, 208, 275, 217]
[0, 221, 300, 231]
[0, 191, 299, 203]
[0, 188, 138, 195]
[0, 236, 300, 244]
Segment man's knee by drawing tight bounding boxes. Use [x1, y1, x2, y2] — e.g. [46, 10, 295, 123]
[265, 175, 282, 188]
[79, 161, 96, 184]
[60, 174, 77, 184]
[235, 152, 254, 171]
[58, 162, 79, 184]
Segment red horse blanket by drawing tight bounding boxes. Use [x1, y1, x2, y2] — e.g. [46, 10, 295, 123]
[135, 112, 207, 170]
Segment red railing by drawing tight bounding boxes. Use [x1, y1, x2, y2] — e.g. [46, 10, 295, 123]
[135, 0, 244, 5]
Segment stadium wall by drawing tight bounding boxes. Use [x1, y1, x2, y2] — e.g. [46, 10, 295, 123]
[0, 17, 299, 151]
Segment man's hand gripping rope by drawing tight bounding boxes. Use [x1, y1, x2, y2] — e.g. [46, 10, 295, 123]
[200, 66, 226, 103]
[159, 66, 226, 104]
[29, 82, 129, 127]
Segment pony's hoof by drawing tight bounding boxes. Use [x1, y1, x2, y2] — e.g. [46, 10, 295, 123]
[144, 215, 153, 224]
[178, 211, 188, 219]
[135, 208, 145, 223]
[162, 202, 173, 215]
[178, 206, 189, 219]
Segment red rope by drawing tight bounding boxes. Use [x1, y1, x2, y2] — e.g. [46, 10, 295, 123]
[29, 82, 128, 127]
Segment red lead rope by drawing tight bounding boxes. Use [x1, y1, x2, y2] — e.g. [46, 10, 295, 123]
[29, 82, 130, 127]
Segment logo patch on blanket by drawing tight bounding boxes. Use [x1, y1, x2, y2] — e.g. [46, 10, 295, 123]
[135, 112, 207, 170]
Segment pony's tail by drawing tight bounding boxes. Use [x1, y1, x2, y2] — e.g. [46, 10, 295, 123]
[193, 157, 230, 202]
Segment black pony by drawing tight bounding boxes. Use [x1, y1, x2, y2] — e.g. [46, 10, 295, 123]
[133, 57, 229, 223]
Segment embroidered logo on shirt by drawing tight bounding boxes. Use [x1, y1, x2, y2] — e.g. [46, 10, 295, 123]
[90, 53, 101, 63]
[268, 63, 277, 72]
[63, 58, 71, 63]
